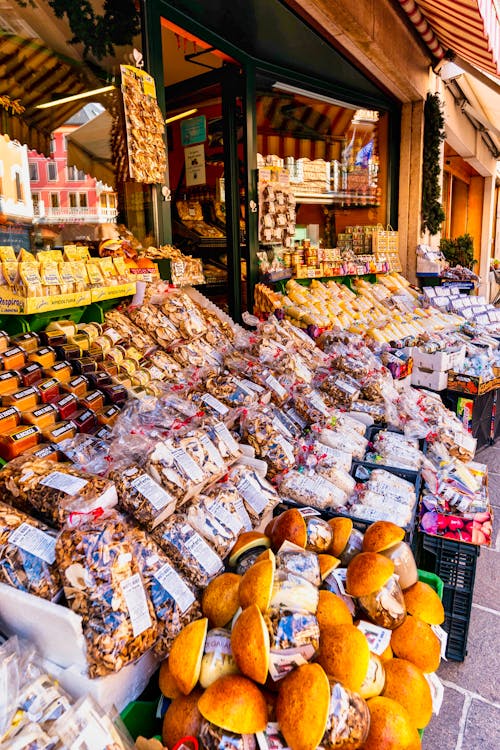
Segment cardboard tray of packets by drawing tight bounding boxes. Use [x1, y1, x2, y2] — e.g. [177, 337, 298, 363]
[446, 371, 500, 396]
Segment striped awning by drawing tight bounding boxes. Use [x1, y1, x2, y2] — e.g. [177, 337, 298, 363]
[0, 33, 102, 155]
[398, 0, 500, 77]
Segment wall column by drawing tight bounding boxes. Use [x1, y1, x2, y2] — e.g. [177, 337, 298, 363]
[398, 99, 424, 283]
[478, 174, 495, 298]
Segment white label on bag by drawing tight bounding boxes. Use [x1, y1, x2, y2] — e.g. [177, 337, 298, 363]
[183, 526, 222, 574]
[357, 620, 392, 655]
[268, 644, 315, 681]
[241, 378, 265, 393]
[148, 365, 165, 381]
[232, 496, 253, 530]
[265, 374, 287, 399]
[9, 523, 56, 564]
[431, 624, 448, 661]
[275, 435, 295, 463]
[233, 378, 255, 396]
[425, 672, 444, 715]
[201, 435, 226, 469]
[154, 562, 195, 613]
[201, 393, 229, 415]
[237, 477, 268, 514]
[130, 473, 174, 511]
[121, 573, 152, 637]
[214, 422, 240, 455]
[309, 390, 330, 416]
[335, 378, 358, 395]
[286, 407, 308, 429]
[272, 415, 294, 439]
[172, 448, 204, 482]
[207, 499, 244, 534]
[40, 471, 88, 495]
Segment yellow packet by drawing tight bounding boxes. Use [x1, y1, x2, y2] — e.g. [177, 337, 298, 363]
[85, 261, 104, 287]
[18, 248, 36, 263]
[39, 261, 62, 295]
[112, 256, 129, 281]
[19, 262, 43, 298]
[58, 262, 75, 294]
[97, 257, 118, 286]
[2, 261, 19, 289]
[0, 247, 16, 262]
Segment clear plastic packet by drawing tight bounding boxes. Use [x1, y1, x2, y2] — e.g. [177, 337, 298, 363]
[265, 607, 320, 681]
[317, 427, 367, 460]
[315, 465, 356, 496]
[201, 482, 253, 532]
[58, 434, 112, 476]
[151, 514, 224, 588]
[316, 371, 361, 408]
[49, 696, 134, 750]
[205, 421, 242, 462]
[329, 410, 367, 436]
[146, 349, 184, 381]
[170, 337, 224, 370]
[161, 289, 208, 338]
[348, 489, 413, 528]
[228, 465, 280, 524]
[240, 407, 296, 478]
[14, 672, 71, 736]
[126, 525, 201, 657]
[55, 513, 158, 677]
[275, 541, 321, 586]
[0, 637, 20, 738]
[269, 570, 319, 613]
[127, 302, 181, 346]
[349, 399, 387, 423]
[199, 719, 256, 750]
[300, 440, 353, 473]
[0, 501, 61, 600]
[278, 470, 348, 511]
[2, 723, 55, 750]
[109, 463, 177, 531]
[366, 430, 423, 471]
[290, 383, 333, 425]
[205, 373, 260, 407]
[185, 492, 244, 558]
[0, 456, 118, 528]
[320, 682, 370, 749]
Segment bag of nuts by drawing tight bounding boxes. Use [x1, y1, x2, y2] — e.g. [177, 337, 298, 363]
[0, 501, 61, 601]
[55, 512, 158, 677]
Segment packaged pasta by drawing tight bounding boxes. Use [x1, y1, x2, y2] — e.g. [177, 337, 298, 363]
[55, 514, 157, 677]
[0, 502, 60, 600]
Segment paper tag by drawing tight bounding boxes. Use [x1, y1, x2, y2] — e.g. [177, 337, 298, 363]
[309, 390, 330, 416]
[431, 624, 448, 661]
[183, 526, 222, 575]
[130, 473, 175, 511]
[214, 421, 240, 455]
[233, 378, 256, 396]
[425, 672, 444, 715]
[272, 415, 294, 439]
[72, 714, 115, 750]
[232, 496, 253, 531]
[201, 435, 226, 469]
[329, 568, 351, 596]
[265, 374, 288, 399]
[335, 378, 358, 395]
[201, 392, 229, 415]
[237, 477, 268, 514]
[104, 327, 121, 345]
[297, 506, 321, 517]
[9, 522, 56, 564]
[154, 562, 195, 613]
[357, 620, 392, 655]
[172, 447, 204, 482]
[204, 629, 233, 656]
[40, 471, 88, 495]
[121, 573, 153, 637]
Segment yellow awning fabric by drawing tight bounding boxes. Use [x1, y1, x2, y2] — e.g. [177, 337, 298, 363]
[0, 33, 102, 155]
[66, 111, 115, 188]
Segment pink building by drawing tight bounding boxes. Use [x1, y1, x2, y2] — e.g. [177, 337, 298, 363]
[28, 105, 117, 244]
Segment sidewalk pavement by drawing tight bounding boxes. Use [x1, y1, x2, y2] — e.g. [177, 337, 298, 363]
[422, 444, 500, 750]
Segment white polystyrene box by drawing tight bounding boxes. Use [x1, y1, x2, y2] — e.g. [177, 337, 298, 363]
[411, 366, 448, 391]
[0, 583, 159, 711]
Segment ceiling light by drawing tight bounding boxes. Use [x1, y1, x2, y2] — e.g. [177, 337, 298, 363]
[165, 108, 198, 124]
[272, 82, 357, 110]
[35, 85, 116, 109]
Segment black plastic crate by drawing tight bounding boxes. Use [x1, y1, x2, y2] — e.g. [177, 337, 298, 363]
[415, 533, 480, 661]
[273, 461, 420, 549]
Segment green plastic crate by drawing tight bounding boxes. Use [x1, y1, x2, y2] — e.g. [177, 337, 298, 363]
[120, 700, 161, 742]
[417, 568, 444, 600]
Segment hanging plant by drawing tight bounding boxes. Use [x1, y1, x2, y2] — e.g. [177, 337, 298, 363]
[421, 93, 446, 235]
[15, 0, 141, 60]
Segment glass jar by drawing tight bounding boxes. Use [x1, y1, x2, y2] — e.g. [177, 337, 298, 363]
[339, 528, 364, 566]
[321, 682, 370, 749]
[379, 541, 418, 590]
[356, 574, 406, 630]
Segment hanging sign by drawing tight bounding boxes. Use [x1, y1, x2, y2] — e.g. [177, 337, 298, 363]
[180, 115, 207, 147]
[185, 145, 206, 187]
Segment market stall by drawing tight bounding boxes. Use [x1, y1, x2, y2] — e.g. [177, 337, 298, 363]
[0, 250, 494, 749]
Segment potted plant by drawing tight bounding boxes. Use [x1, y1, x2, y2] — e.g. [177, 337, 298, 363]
[439, 234, 476, 270]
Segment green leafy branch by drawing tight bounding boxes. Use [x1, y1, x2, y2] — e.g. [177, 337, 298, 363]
[422, 93, 446, 236]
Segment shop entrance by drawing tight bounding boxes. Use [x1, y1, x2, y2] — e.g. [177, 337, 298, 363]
[160, 21, 246, 319]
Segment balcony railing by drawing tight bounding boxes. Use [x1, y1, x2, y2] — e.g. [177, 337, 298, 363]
[33, 204, 118, 223]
